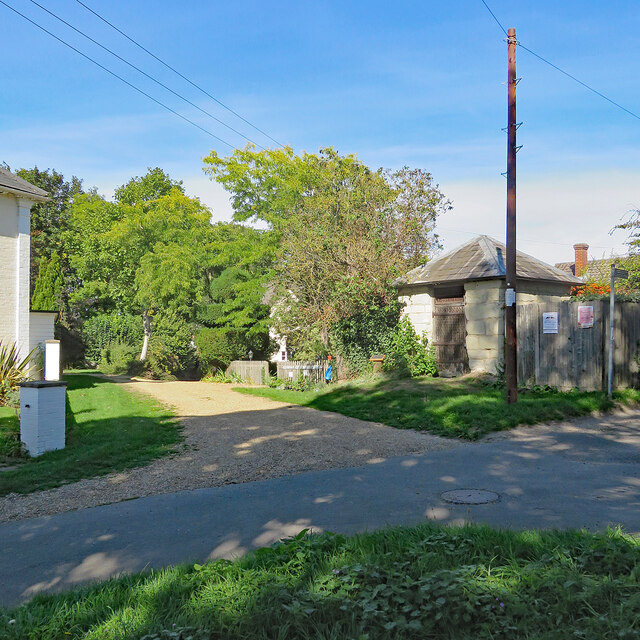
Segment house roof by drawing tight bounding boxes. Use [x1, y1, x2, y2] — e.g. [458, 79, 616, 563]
[555, 257, 615, 282]
[396, 235, 582, 287]
[0, 167, 48, 202]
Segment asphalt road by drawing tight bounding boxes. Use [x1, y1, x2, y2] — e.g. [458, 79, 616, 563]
[2, 409, 640, 608]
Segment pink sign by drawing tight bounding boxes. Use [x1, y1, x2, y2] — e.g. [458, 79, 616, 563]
[578, 305, 594, 328]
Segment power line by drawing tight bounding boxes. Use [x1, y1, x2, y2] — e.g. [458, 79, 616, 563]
[478, 0, 640, 122]
[517, 44, 640, 122]
[27, 0, 263, 149]
[0, 0, 234, 148]
[480, 0, 507, 37]
[75, 0, 284, 149]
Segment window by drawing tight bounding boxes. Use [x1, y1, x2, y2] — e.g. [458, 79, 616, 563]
[281, 351, 286, 361]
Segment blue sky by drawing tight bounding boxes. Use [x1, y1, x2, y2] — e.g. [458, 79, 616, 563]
[2, 0, 639, 264]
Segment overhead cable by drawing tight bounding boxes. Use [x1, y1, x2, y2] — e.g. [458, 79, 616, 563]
[75, 0, 284, 148]
[480, 0, 508, 36]
[517, 43, 640, 122]
[0, 0, 235, 148]
[27, 0, 263, 148]
[478, 0, 640, 122]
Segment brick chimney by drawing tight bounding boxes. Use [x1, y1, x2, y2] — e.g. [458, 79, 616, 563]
[573, 243, 589, 276]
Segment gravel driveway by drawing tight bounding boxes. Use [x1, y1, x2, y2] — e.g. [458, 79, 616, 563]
[0, 380, 460, 522]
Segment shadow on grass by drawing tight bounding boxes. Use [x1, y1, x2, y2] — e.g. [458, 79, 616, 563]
[244, 376, 629, 439]
[2, 523, 640, 639]
[0, 374, 181, 496]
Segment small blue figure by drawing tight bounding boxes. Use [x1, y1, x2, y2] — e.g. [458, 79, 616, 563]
[325, 356, 333, 383]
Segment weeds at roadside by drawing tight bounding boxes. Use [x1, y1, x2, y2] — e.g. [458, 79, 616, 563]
[201, 370, 244, 384]
[2, 524, 640, 639]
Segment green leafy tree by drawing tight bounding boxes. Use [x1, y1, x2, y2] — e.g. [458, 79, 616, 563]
[197, 224, 273, 333]
[193, 223, 274, 368]
[113, 167, 184, 205]
[613, 209, 640, 293]
[16, 166, 83, 259]
[16, 167, 83, 304]
[66, 180, 212, 360]
[31, 251, 64, 311]
[204, 146, 449, 353]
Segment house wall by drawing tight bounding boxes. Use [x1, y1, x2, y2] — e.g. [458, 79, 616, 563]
[269, 329, 289, 362]
[0, 193, 36, 365]
[16, 199, 32, 362]
[517, 280, 572, 304]
[399, 279, 573, 376]
[464, 279, 573, 374]
[0, 195, 18, 350]
[464, 280, 505, 374]
[398, 286, 433, 339]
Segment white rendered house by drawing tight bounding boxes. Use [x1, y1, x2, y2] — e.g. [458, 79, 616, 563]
[0, 167, 56, 373]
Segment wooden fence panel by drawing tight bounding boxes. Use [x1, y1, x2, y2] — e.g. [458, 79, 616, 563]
[226, 360, 269, 384]
[613, 302, 640, 389]
[517, 300, 640, 391]
[516, 303, 537, 385]
[277, 360, 328, 383]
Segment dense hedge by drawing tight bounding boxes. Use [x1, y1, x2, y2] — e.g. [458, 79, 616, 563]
[330, 302, 437, 378]
[195, 327, 271, 373]
[330, 302, 401, 376]
[82, 313, 142, 363]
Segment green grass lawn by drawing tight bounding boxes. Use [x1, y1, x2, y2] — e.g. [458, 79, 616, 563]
[0, 373, 181, 496]
[2, 523, 639, 639]
[237, 376, 640, 439]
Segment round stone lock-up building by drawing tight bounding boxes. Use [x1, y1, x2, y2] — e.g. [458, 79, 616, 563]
[394, 235, 581, 377]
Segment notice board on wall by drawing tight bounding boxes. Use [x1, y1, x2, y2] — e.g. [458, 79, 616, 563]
[578, 305, 594, 328]
[542, 312, 559, 334]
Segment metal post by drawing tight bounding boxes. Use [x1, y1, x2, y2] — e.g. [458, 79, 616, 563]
[505, 27, 518, 404]
[608, 264, 616, 398]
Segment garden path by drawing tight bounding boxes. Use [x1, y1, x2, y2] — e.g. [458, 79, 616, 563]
[0, 379, 459, 522]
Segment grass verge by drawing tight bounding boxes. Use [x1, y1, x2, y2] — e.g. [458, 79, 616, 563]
[236, 376, 640, 439]
[1, 523, 640, 639]
[0, 373, 181, 496]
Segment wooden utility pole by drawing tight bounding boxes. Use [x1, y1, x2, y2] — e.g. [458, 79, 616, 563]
[505, 27, 518, 404]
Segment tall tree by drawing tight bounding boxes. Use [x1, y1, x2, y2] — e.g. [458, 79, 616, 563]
[66, 186, 211, 359]
[197, 223, 274, 336]
[613, 209, 640, 292]
[31, 251, 64, 312]
[16, 166, 83, 298]
[114, 167, 184, 205]
[204, 146, 449, 351]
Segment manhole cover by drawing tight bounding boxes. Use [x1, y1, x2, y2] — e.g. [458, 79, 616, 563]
[441, 489, 499, 505]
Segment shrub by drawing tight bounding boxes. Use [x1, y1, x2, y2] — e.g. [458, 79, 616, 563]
[0, 341, 36, 406]
[99, 342, 139, 375]
[31, 251, 63, 312]
[195, 327, 269, 374]
[82, 313, 142, 363]
[391, 317, 438, 377]
[330, 302, 402, 376]
[201, 370, 243, 383]
[195, 327, 245, 373]
[268, 372, 323, 392]
[145, 311, 198, 379]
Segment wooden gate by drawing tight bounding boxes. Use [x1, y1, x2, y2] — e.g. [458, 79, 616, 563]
[432, 297, 468, 376]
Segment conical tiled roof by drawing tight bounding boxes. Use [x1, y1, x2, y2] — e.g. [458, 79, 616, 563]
[396, 235, 582, 286]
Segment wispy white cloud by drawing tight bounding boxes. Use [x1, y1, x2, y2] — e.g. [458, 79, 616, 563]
[439, 171, 638, 265]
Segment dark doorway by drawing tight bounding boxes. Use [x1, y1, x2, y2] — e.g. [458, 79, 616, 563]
[432, 297, 468, 376]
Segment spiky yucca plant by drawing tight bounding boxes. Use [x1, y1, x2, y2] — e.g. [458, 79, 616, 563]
[0, 341, 35, 406]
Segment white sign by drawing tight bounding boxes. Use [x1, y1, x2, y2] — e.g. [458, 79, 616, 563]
[578, 305, 594, 329]
[542, 312, 558, 334]
[505, 288, 516, 307]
